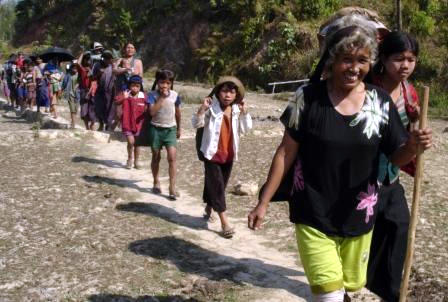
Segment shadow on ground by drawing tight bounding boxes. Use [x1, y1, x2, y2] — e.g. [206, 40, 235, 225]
[73, 156, 126, 169]
[129, 236, 310, 300]
[88, 294, 198, 302]
[82, 175, 176, 201]
[116, 202, 208, 230]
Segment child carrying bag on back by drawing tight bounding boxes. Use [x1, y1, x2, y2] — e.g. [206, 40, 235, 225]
[192, 76, 252, 238]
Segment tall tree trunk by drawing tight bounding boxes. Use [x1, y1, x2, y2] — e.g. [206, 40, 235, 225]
[396, 0, 402, 30]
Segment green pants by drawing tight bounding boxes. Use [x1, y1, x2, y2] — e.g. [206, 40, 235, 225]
[295, 224, 373, 294]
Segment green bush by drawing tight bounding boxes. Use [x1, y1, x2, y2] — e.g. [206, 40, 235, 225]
[296, 0, 341, 19]
[427, 83, 448, 116]
[409, 10, 435, 36]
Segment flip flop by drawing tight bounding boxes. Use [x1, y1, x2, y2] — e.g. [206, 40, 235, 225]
[220, 227, 235, 239]
[168, 194, 177, 201]
[152, 187, 161, 194]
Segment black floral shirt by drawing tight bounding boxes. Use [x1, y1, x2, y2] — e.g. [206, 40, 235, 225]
[281, 81, 408, 237]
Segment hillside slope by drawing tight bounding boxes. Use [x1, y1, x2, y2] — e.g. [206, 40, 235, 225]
[10, 0, 448, 95]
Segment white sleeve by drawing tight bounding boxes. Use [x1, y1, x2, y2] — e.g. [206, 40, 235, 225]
[191, 111, 207, 128]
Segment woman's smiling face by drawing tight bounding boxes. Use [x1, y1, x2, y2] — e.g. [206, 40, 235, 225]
[331, 47, 371, 91]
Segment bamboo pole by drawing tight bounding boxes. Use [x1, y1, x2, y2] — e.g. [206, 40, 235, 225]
[396, 0, 402, 31]
[399, 86, 430, 302]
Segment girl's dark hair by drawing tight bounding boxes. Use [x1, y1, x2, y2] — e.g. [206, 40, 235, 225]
[151, 69, 175, 90]
[81, 52, 91, 67]
[373, 31, 419, 75]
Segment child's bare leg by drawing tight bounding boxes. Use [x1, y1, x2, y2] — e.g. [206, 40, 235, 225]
[151, 148, 161, 189]
[217, 211, 233, 233]
[51, 95, 57, 118]
[126, 135, 135, 168]
[52, 102, 57, 118]
[70, 113, 76, 128]
[134, 146, 142, 169]
[127, 136, 135, 160]
[166, 146, 177, 195]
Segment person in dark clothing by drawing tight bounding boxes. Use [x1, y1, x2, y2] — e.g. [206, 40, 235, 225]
[366, 31, 421, 302]
[247, 25, 432, 302]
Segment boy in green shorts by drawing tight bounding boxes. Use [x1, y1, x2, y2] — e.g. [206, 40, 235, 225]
[62, 64, 80, 129]
[147, 69, 181, 200]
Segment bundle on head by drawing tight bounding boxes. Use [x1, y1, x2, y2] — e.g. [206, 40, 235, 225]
[311, 23, 378, 83]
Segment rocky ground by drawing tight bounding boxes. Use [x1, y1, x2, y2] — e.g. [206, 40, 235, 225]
[0, 83, 447, 301]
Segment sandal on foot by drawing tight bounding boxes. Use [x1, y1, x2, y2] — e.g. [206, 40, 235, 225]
[168, 193, 177, 201]
[152, 187, 161, 194]
[168, 187, 179, 200]
[220, 227, 235, 239]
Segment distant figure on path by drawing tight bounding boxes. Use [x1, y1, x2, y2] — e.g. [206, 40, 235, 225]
[75, 51, 96, 130]
[62, 63, 80, 129]
[112, 42, 144, 131]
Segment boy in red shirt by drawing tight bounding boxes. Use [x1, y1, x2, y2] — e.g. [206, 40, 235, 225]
[116, 75, 147, 169]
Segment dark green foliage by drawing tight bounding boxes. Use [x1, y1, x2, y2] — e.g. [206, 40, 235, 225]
[0, 0, 16, 42]
[5, 0, 448, 113]
[296, 0, 341, 19]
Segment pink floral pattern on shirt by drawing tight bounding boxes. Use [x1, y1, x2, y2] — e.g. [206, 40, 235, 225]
[356, 184, 378, 223]
[292, 159, 304, 192]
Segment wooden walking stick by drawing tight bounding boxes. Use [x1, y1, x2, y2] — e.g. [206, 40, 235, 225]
[399, 86, 430, 302]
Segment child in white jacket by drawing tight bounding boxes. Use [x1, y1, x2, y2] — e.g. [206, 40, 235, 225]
[192, 76, 252, 238]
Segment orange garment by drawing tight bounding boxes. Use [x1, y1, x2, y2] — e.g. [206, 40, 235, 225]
[211, 113, 234, 164]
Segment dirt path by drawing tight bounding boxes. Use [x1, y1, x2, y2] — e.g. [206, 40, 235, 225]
[0, 98, 312, 301]
[91, 135, 311, 302]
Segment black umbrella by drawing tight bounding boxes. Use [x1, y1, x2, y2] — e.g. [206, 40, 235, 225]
[39, 47, 74, 63]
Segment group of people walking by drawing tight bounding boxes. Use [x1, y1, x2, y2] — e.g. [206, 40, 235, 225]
[0, 6, 434, 302]
[0, 52, 62, 116]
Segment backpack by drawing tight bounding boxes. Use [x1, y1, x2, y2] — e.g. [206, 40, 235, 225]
[258, 84, 313, 202]
[195, 127, 206, 161]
